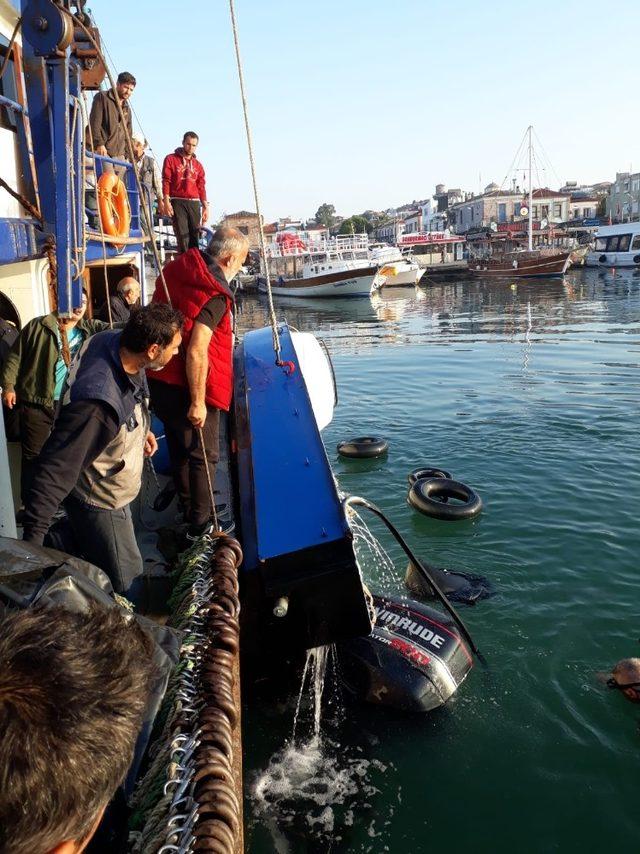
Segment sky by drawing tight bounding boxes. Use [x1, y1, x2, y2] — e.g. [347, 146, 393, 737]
[96, 0, 640, 224]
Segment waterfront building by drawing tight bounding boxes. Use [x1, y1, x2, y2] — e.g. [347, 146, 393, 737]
[449, 185, 523, 234]
[529, 188, 570, 224]
[606, 172, 640, 222]
[373, 217, 405, 244]
[403, 210, 423, 235]
[221, 210, 263, 249]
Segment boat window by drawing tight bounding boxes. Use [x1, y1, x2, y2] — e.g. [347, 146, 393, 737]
[632, 235, 640, 250]
[594, 237, 608, 251]
[617, 234, 631, 252]
[0, 36, 19, 131]
[605, 235, 631, 252]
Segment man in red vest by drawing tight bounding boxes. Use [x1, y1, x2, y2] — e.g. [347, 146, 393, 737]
[148, 227, 249, 540]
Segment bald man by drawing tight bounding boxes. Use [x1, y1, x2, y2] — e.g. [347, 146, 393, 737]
[98, 277, 141, 324]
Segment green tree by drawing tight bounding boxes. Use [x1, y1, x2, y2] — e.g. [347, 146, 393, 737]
[314, 203, 337, 228]
[338, 215, 372, 235]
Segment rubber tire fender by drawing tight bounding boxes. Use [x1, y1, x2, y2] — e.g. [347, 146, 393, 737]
[337, 437, 389, 459]
[407, 466, 452, 486]
[408, 477, 482, 520]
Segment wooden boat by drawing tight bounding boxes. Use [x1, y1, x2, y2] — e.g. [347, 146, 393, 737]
[259, 264, 383, 297]
[469, 249, 571, 278]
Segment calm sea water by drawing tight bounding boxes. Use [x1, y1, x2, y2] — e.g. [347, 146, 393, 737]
[236, 268, 639, 854]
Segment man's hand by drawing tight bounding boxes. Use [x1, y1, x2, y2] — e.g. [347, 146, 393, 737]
[2, 390, 16, 409]
[164, 197, 174, 218]
[200, 203, 209, 226]
[187, 401, 207, 429]
[144, 431, 158, 457]
[96, 145, 108, 157]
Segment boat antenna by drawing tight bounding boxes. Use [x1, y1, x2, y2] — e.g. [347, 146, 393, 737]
[228, 0, 283, 366]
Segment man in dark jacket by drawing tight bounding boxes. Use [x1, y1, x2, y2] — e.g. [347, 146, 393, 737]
[97, 276, 141, 324]
[89, 71, 136, 161]
[162, 132, 209, 252]
[22, 304, 183, 605]
[149, 227, 248, 540]
[1, 293, 108, 501]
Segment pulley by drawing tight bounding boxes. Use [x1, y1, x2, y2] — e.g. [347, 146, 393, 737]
[22, 0, 74, 56]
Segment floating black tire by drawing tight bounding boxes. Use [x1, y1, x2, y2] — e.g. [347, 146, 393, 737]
[408, 478, 482, 521]
[407, 466, 452, 486]
[337, 437, 389, 459]
[634, 255, 640, 264]
[598, 254, 607, 263]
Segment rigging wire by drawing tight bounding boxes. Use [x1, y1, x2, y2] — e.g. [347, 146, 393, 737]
[532, 127, 562, 189]
[0, 15, 21, 82]
[499, 125, 528, 193]
[228, 0, 282, 364]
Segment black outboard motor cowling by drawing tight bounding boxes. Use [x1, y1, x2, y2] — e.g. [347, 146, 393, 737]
[337, 593, 473, 712]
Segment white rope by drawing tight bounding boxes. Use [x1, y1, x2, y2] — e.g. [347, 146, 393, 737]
[228, 0, 281, 361]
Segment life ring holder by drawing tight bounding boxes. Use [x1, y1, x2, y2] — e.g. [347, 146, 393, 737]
[408, 478, 482, 521]
[337, 437, 389, 459]
[97, 172, 131, 248]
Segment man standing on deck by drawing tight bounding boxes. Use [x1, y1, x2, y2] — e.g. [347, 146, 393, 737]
[89, 71, 136, 161]
[132, 132, 164, 217]
[22, 304, 183, 606]
[148, 227, 248, 541]
[162, 132, 209, 252]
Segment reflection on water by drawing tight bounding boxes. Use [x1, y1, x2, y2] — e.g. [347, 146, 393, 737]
[240, 266, 640, 854]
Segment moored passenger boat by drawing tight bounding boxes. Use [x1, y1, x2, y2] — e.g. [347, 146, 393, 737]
[585, 222, 640, 267]
[258, 234, 385, 297]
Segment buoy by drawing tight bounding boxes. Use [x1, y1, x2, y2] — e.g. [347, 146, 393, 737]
[407, 467, 452, 486]
[408, 477, 482, 521]
[337, 437, 389, 459]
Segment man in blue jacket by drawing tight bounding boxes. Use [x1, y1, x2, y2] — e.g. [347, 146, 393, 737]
[22, 303, 183, 605]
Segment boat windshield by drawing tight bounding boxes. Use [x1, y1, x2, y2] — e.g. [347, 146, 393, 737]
[595, 234, 633, 252]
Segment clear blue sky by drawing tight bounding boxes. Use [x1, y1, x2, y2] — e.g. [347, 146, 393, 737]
[96, 0, 639, 222]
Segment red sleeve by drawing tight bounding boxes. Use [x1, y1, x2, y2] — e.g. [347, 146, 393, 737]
[197, 162, 207, 203]
[162, 155, 173, 198]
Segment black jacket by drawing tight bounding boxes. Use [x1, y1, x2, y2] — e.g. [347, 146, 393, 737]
[97, 293, 131, 324]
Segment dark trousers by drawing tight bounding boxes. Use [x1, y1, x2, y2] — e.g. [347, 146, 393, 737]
[171, 198, 201, 253]
[148, 379, 219, 528]
[65, 494, 144, 606]
[19, 403, 55, 503]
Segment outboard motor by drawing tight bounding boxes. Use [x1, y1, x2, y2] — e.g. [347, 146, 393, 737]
[337, 593, 473, 712]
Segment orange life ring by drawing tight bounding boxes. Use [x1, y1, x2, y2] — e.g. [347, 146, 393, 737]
[97, 172, 131, 246]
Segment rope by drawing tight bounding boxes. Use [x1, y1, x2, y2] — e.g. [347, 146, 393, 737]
[228, 0, 282, 364]
[0, 176, 41, 220]
[0, 16, 21, 82]
[83, 91, 113, 328]
[197, 426, 219, 532]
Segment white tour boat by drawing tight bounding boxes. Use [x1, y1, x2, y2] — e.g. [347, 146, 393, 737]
[585, 222, 640, 267]
[369, 244, 425, 288]
[259, 234, 385, 298]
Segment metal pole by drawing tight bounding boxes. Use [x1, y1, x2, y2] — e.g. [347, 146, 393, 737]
[528, 125, 533, 251]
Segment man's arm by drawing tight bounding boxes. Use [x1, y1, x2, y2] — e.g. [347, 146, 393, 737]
[186, 321, 213, 429]
[22, 400, 119, 545]
[89, 93, 108, 154]
[197, 166, 208, 224]
[162, 156, 174, 217]
[0, 327, 24, 406]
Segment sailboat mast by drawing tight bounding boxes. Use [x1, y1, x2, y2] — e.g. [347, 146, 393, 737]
[528, 125, 533, 251]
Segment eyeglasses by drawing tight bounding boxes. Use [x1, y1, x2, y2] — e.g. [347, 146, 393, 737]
[607, 677, 640, 691]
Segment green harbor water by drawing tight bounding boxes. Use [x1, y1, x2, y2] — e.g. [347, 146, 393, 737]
[236, 268, 639, 854]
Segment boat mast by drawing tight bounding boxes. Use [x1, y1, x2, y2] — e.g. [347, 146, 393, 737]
[528, 125, 533, 251]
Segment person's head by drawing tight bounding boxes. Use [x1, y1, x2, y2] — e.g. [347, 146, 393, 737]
[607, 657, 640, 703]
[182, 132, 199, 157]
[116, 71, 136, 102]
[131, 132, 146, 161]
[0, 605, 155, 854]
[207, 227, 250, 282]
[119, 302, 183, 372]
[116, 276, 141, 306]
